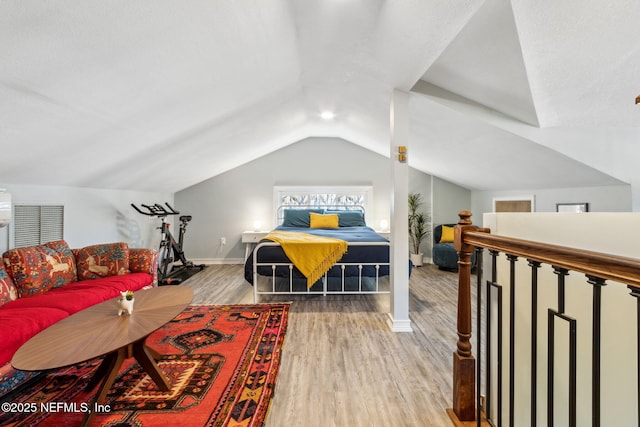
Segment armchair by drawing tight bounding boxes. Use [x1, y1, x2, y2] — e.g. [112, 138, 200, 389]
[432, 224, 476, 270]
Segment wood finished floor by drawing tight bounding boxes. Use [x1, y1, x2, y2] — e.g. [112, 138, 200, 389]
[182, 263, 465, 427]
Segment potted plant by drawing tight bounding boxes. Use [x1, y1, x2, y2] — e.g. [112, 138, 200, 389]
[408, 193, 429, 267]
[117, 290, 135, 316]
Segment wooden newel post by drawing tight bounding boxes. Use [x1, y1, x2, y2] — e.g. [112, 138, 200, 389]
[452, 210, 476, 421]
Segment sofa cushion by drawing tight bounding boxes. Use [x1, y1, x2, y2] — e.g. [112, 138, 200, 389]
[76, 242, 130, 280]
[129, 248, 159, 285]
[0, 267, 18, 307]
[3, 273, 151, 315]
[2, 240, 78, 297]
[0, 307, 69, 366]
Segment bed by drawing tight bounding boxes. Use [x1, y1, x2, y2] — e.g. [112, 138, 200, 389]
[244, 206, 390, 302]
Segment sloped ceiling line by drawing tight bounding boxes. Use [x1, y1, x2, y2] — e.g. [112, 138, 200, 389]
[1, 0, 637, 194]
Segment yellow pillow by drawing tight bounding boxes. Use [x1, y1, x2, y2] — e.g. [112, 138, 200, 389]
[310, 213, 339, 228]
[439, 225, 455, 243]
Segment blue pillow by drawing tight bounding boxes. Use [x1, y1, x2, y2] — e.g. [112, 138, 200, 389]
[324, 210, 366, 227]
[282, 209, 323, 227]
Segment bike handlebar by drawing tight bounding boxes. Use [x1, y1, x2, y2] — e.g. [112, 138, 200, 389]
[131, 202, 180, 217]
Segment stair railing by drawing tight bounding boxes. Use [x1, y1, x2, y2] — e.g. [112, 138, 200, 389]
[449, 210, 640, 427]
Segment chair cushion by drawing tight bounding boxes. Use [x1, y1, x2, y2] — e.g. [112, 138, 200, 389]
[433, 242, 459, 269]
[439, 225, 455, 243]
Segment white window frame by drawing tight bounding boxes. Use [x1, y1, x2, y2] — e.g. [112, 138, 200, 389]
[273, 185, 373, 226]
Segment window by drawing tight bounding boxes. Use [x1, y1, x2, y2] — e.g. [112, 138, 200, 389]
[273, 186, 373, 225]
[13, 205, 64, 248]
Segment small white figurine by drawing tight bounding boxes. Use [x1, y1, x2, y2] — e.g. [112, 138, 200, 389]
[118, 290, 135, 316]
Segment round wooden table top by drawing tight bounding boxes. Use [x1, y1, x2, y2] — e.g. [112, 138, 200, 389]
[11, 286, 193, 371]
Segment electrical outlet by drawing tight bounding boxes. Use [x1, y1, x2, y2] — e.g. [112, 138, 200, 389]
[220, 237, 226, 245]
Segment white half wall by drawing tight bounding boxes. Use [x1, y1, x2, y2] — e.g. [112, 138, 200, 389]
[482, 212, 640, 426]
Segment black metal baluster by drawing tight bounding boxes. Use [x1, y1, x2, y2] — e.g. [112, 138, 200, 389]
[528, 260, 541, 427]
[587, 275, 607, 427]
[547, 310, 577, 427]
[569, 315, 577, 427]
[507, 254, 518, 427]
[476, 248, 484, 427]
[486, 250, 496, 423]
[628, 285, 640, 427]
[497, 278, 503, 427]
[486, 249, 501, 426]
[547, 267, 573, 426]
[547, 309, 555, 427]
[553, 267, 569, 314]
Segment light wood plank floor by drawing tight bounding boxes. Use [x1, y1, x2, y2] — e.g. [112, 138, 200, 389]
[183, 263, 466, 427]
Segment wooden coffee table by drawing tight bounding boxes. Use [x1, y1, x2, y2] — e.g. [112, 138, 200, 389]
[12, 285, 193, 426]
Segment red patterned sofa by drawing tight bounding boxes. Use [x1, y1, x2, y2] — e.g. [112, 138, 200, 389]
[0, 240, 158, 396]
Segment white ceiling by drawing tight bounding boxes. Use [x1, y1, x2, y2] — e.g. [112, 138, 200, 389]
[1, 0, 638, 193]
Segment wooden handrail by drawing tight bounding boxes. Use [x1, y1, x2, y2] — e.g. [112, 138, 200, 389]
[461, 230, 640, 289]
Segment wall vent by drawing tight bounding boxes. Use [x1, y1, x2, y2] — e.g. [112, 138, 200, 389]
[13, 204, 64, 248]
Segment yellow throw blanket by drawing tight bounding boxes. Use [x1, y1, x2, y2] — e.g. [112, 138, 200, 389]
[265, 231, 348, 287]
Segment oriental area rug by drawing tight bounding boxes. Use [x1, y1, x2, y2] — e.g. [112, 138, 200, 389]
[0, 303, 290, 427]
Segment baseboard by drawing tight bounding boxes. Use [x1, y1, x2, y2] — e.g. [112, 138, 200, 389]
[386, 313, 413, 332]
[191, 258, 244, 265]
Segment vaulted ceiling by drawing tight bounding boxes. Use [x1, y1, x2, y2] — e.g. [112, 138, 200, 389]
[1, 0, 638, 193]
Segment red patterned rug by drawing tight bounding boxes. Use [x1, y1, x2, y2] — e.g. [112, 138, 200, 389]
[0, 303, 290, 426]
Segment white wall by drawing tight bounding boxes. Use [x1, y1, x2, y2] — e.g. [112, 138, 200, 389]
[432, 175, 472, 225]
[482, 212, 640, 426]
[521, 126, 640, 211]
[471, 184, 632, 219]
[429, 176, 472, 256]
[175, 137, 468, 262]
[0, 184, 172, 253]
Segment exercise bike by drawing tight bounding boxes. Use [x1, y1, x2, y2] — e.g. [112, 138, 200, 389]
[131, 202, 204, 285]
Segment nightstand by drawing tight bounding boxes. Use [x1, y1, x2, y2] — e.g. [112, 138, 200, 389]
[242, 231, 270, 260]
[375, 230, 390, 240]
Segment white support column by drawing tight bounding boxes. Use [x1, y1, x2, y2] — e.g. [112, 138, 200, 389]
[388, 89, 412, 332]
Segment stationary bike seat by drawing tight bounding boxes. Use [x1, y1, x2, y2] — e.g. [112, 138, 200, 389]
[179, 215, 192, 222]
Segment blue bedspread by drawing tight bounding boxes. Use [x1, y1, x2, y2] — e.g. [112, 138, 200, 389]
[244, 226, 389, 284]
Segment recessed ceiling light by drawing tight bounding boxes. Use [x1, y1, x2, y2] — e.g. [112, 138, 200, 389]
[320, 111, 335, 120]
